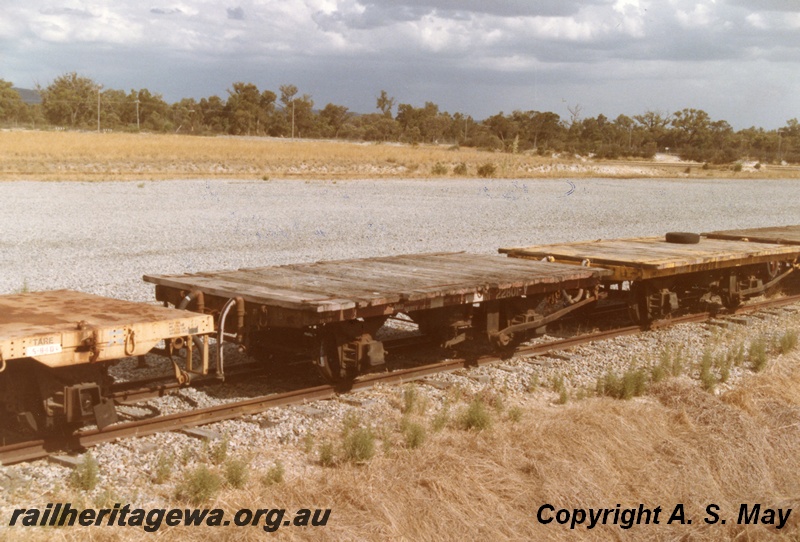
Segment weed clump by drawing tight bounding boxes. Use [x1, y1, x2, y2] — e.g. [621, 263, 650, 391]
[507, 406, 523, 423]
[477, 163, 496, 178]
[343, 427, 376, 462]
[596, 366, 648, 400]
[261, 461, 285, 486]
[224, 458, 249, 489]
[779, 330, 798, 354]
[402, 385, 418, 414]
[207, 437, 229, 465]
[152, 453, 173, 484]
[174, 465, 222, 505]
[70, 453, 100, 491]
[401, 419, 427, 449]
[319, 441, 335, 467]
[749, 337, 769, 372]
[459, 398, 491, 430]
[699, 350, 716, 391]
[431, 405, 449, 432]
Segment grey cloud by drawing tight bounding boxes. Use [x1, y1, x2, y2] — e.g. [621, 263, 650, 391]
[150, 8, 184, 15]
[40, 7, 94, 18]
[726, 0, 800, 12]
[227, 7, 245, 20]
[314, 0, 609, 31]
[363, 0, 609, 18]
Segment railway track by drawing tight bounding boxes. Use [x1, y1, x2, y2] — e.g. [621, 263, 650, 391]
[3, 292, 799, 466]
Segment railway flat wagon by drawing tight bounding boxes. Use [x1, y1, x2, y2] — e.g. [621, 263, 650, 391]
[500, 233, 800, 323]
[144, 252, 608, 382]
[704, 224, 800, 245]
[0, 290, 214, 437]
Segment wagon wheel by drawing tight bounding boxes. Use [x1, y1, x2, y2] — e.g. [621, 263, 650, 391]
[317, 332, 347, 385]
[627, 282, 650, 325]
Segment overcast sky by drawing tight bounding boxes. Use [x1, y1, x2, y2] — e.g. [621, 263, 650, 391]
[3, 0, 799, 129]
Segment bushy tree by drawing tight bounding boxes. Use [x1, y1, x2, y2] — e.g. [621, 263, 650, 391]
[39, 72, 98, 127]
[0, 80, 26, 123]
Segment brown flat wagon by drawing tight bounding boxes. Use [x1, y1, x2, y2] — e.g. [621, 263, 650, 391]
[144, 252, 607, 382]
[500, 234, 800, 323]
[704, 224, 800, 245]
[0, 290, 214, 435]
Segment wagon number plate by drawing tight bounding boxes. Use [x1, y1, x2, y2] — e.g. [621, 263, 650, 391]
[25, 342, 63, 356]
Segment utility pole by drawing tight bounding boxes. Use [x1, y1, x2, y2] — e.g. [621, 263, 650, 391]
[135, 99, 140, 131]
[291, 100, 295, 139]
[96, 84, 103, 133]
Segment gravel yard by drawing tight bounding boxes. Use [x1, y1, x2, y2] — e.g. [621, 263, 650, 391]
[2, 177, 800, 534]
[1, 177, 799, 299]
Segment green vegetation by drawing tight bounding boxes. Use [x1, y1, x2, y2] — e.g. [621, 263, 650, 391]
[174, 465, 222, 505]
[70, 453, 100, 491]
[749, 337, 769, 372]
[596, 367, 648, 400]
[224, 458, 249, 489]
[207, 437, 229, 465]
[401, 419, 427, 449]
[779, 330, 798, 354]
[459, 398, 492, 430]
[261, 461, 285, 486]
[342, 427, 376, 462]
[3, 72, 798, 165]
[318, 441, 335, 467]
[152, 452, 174, 484]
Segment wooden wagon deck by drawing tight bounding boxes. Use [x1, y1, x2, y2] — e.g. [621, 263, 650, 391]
[499, 237, 800, 281]
[144, 252, 607, 327]
[0, 290, 213, 367]
[704, 225, 800, 245]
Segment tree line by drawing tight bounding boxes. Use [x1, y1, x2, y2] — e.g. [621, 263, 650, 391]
[1, 72, 798, 164]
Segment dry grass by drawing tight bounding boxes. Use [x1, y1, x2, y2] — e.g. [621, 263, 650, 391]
[8, 350, 800, 541]
[4, 130, 798, 180]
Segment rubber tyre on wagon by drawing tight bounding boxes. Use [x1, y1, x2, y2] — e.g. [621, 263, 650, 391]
[665, 232, 701, 244]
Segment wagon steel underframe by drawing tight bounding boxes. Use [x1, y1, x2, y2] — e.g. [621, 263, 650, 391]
[621, 260, 797, 323]
[152, 276, 603, 382]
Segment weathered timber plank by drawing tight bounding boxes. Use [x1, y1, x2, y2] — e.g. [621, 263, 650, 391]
[144, 274, 356, 312]
[222, 269, 404, 308]
[146, 253, 605, 316]
[704, 225, 800, 245]
[501, 237, 800, 271]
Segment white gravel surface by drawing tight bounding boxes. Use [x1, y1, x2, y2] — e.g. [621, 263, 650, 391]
[1, 177, 799, 299]
[2, 177, 800, 522]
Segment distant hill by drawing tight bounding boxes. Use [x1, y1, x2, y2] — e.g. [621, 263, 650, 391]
[13, 87, 41, 105]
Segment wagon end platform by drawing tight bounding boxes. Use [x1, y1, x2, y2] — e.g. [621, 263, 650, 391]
[704, 224, 800, 245]
[499, 236, 800, 281]
[0, 290, 214, 368]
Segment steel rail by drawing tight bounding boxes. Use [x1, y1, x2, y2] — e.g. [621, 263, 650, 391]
[3, 293, 799, 466]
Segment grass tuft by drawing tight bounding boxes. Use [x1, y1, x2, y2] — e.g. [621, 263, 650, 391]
[174, 464, 222, 505]
[261, 461, 285, 486]
[224, 458, 249, 489]
[401, 419, 427, 449]
[70, 453, 100, 491]
[459, 398, 492, 430]
[749, 336, 769, 372]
